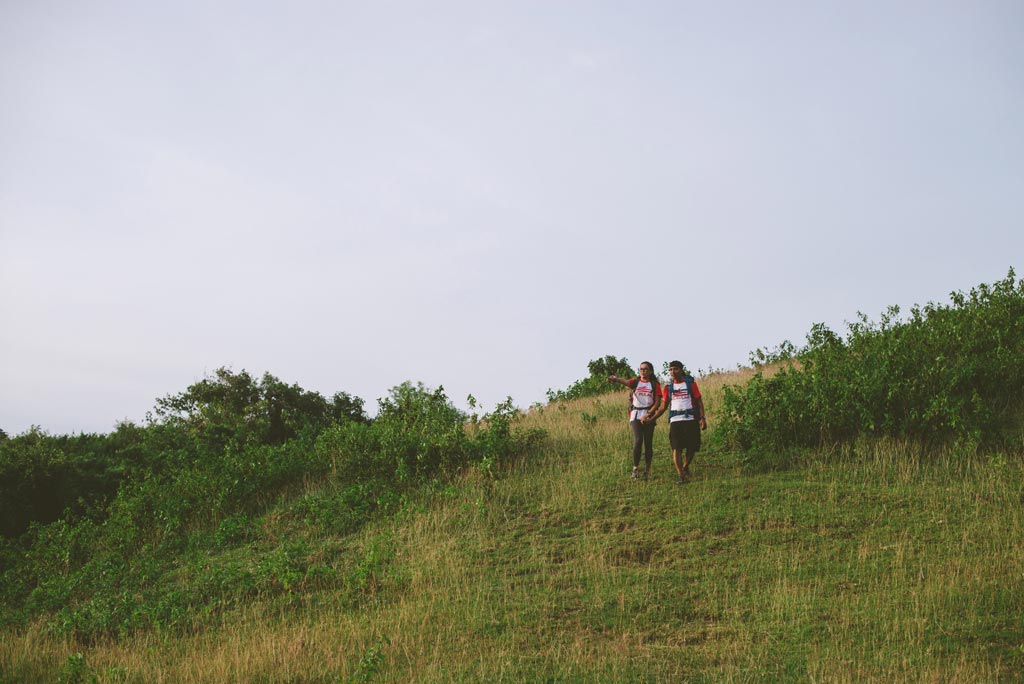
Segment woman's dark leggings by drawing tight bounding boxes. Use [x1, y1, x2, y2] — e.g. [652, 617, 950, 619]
[630, 419, 656, 468]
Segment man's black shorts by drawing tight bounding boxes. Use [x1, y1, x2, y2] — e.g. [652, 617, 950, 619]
[669, 420, 701, 452]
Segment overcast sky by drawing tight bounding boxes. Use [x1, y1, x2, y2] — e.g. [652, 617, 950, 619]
[2, 1, 1022, 435]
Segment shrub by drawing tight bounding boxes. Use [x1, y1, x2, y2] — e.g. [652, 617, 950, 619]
[720, 270, 1024, 454]
[0, 424, 144, 538]
[150, 368, 367, 453]
[372, 382, 469, 481]
[1, 373, 546, 641]
[546, 355, 635, 402]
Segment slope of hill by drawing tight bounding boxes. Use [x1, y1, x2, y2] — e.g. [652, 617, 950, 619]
[3, 369, 1022, 683]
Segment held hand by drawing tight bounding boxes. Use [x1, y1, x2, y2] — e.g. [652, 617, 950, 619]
[608, 375, 617, 383]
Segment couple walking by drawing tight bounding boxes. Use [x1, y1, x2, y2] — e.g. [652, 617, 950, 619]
[608, 361, 707, 484]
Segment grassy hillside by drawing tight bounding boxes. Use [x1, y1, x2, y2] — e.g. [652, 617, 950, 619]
[3, 370, 1022, 683]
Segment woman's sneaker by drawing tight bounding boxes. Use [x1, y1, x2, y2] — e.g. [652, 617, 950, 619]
[631, 467, 640, 480]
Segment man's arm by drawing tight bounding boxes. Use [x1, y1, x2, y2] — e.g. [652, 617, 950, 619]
[644, 385, 670, 422]
[650, 384, 662, 415]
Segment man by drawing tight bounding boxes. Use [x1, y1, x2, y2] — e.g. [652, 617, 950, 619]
[644, 361, 706, 483]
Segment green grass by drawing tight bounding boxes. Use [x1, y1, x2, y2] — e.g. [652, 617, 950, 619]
[2, 388, 1023, 683]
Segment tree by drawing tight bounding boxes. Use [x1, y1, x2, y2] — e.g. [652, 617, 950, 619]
[547, 355, 635, 402]
[150, 368, 366, 450]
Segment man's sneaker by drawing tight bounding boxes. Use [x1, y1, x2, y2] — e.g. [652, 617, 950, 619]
[631, 468, 640, 480]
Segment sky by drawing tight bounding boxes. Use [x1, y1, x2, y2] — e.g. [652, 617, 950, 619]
[2, 1, 1022, 435]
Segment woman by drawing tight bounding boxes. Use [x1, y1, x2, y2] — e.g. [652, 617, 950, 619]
[608, 362, 661, 480]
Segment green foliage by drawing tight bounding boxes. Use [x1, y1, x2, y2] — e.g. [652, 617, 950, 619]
[0, 369, 366, 541]
[373, 382, 469, 481]
[0, 423, 145, 538]
[151, 367, 367, 452]
[3, 367, 1024, 681]
[319, 385, 544, 486]
[721, 270, 1024, 455]
[748, 339, 797, 367]
[57, 652, 89, 684]
[471, 396, 545, 478]
[343, 635, 390, 684]
[546, 355, 635, 402]
[0, 371, 545, 644]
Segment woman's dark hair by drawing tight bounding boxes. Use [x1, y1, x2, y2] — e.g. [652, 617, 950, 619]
[639, 361, 654, 372]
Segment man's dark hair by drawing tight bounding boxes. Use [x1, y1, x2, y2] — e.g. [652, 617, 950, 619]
[669, 360, 684, 370]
